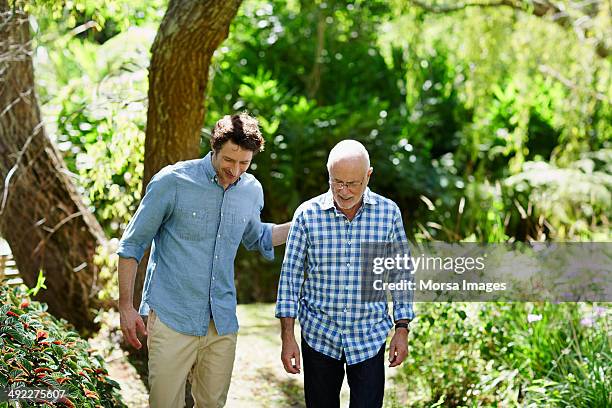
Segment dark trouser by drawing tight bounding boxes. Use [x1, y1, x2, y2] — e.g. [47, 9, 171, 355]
[301, 336, 385, 408]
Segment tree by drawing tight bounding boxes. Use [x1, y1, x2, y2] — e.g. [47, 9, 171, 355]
[0, 0, 107, 333]
[132, 0, 243, 309]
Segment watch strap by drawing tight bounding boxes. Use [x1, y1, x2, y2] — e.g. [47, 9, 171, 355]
[395, 322, 409, 331]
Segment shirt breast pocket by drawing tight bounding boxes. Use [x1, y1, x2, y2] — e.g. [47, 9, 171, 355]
[175, 208, 208, 242]
[226, 212, 248, 244]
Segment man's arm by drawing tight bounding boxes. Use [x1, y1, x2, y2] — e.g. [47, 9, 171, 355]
[387, 205, 415, 367]
[388, 319, 410, 367]
[272, 222, 291, 246]
[280, 317, 300, 374]
[241, 189, 280, 259]
[116, 169, 174, 348]
[118, 257, 147, 349]
[117, 169, 175, 264]
[275, 210, 308, 374]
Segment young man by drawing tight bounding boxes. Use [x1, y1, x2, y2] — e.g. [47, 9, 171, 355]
[275, 140, 414, 408]
[118, 113, 290, 408]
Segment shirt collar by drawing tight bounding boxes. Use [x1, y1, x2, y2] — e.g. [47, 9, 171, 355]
[202, 152, 216, 181]
[321, 187, 377, 210]
[202, 151, 242, 187]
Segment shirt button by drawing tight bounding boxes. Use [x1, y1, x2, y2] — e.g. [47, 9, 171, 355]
[192, 212, 196, 217]
[217, 234, 221, 238]
[347, 262, 350, 267]
[221, 213, 224, 217]
[212, 276, 215, 281]
[347, 241, 351, 245]
[215, 255, 218, 259]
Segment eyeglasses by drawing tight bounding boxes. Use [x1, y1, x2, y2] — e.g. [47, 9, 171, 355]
[329, 179, 364, 191]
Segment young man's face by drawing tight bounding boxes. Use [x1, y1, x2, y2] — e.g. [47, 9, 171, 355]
[211, 140, 254, 187]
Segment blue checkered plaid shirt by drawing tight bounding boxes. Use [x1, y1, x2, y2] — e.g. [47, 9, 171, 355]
[275, 188, 415, 365]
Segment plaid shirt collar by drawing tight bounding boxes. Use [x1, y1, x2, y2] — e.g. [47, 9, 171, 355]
[320, 187, 378, 214]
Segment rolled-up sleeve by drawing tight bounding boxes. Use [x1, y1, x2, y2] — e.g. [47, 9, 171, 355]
[390, 206, 416, 322]
[275, 210, 308, 319]
[117, 169, 175, 263]
[242, 188, 274, 261]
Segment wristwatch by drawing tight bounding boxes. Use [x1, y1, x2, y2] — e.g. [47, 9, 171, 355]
[395, 321, 410, 331]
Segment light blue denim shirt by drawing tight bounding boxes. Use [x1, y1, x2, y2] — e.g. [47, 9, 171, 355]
[117, 152, 274, 336]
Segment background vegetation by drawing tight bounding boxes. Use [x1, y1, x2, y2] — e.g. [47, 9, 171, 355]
[2, 0, 610, 406]
[28, 0, 611, 301]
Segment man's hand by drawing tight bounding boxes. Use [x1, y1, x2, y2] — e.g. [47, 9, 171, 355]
[272, 222, 291, 246]
[119, 306, 147, 349]
[388, 328, 409, 367]
[281, 337, 301, 374]
[117, 256, 145, 348]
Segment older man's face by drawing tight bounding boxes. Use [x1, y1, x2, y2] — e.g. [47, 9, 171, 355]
[329, 157, 372, 210]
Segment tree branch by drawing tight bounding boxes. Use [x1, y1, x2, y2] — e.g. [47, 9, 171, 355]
[408, 0, 610, 58]
[408, 0, 523, 13]
[306, 11, 326, 99]
[34, 211, 85, 255]
[538, 64, 611, 104]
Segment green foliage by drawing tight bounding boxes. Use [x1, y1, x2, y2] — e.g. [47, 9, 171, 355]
[28, 0, 166, 45]
[35, 25, 154, 236]
[29, 0, 611, 245]
[399, 302, 611, 407]
[93, 242, 120, 305]
[205, 0, 611, 245]
[504, 152, 612, 240]
[0, 284, 126, 407]
[28, 0, 612, 304]
[26, 270, 47, 297]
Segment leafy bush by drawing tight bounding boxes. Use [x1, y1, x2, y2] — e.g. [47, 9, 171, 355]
[504, 152, 612, 240]
[415, 150, 612, 242]
[396, 302, 611, 407]
[0, 283, 126, 407]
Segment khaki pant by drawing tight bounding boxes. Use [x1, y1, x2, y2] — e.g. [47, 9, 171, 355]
[147, 310, 237, 408]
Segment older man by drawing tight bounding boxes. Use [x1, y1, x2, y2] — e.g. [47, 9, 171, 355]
[275, 140, 414, 408]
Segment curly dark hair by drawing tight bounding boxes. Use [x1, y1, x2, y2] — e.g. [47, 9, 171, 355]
[210, 113, 265, 153]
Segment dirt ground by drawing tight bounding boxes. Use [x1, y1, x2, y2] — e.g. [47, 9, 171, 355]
[92, 304, 404, 407]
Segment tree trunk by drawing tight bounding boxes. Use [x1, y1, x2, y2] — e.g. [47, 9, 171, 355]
[0, 2, 107, 334]
[133, 0, 242, 310]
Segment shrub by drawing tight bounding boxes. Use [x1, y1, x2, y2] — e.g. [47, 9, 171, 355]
[396, 302, 611, 407]
[0, 283, 126, 407]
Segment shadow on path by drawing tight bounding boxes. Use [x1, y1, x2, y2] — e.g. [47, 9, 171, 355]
[255, 367, 306, 408]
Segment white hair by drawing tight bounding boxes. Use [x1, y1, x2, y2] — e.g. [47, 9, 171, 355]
[326, 140, 370, 172]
